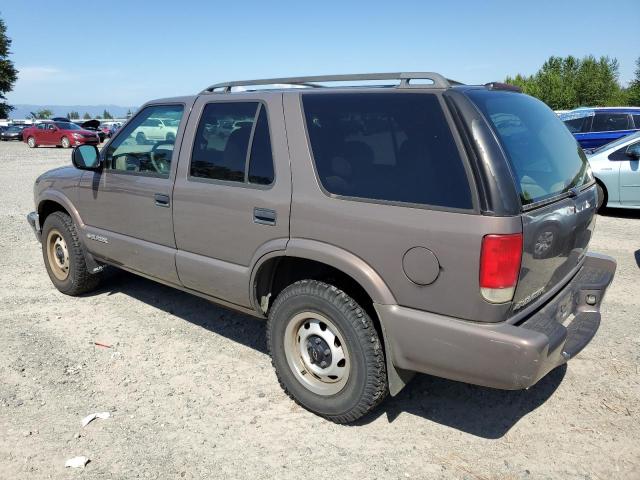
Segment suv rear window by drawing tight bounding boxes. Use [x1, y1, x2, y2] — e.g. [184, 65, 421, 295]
[302, 93, 472, 209]
[466, 89, 591, 205]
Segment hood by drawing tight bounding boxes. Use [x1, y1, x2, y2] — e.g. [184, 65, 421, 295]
[81, 119, 100, 129]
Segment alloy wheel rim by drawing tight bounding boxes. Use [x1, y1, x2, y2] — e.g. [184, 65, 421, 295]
[284, 311, 350, 396]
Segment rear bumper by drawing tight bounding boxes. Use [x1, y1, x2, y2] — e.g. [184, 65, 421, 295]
[375, 252, 616, 390]
[27, 211, 41, 242]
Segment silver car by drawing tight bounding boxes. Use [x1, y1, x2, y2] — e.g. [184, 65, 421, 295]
[588, 131, 640, 210]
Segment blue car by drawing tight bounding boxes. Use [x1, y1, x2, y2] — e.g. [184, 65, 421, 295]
[560, 107, 640, 149]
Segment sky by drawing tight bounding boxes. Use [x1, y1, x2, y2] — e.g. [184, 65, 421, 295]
[2, 0, 638, 107]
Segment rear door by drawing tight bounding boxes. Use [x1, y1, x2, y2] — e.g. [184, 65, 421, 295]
[466, 89, 596, 314]
[172, 93, 291, 307]
[586, 112, 635, 148]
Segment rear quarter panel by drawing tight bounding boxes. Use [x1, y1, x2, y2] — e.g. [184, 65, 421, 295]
[283, 92, 521, 322]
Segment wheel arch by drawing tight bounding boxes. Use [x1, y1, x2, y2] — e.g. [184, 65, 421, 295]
[251, 240, 411, 396]
[37, 191, 85, 232]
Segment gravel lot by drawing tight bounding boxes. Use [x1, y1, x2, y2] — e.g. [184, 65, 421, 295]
[0, 140, 638, 479]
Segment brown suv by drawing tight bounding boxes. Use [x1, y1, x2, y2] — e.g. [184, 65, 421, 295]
[27, 73, 616, 423]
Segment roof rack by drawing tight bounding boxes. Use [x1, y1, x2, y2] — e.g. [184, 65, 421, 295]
[201, 72, 460, 94]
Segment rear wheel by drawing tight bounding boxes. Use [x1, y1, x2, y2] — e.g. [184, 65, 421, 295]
[41, 211, 100, 295]
[267, 280, 388, 423]
[27, 136, 37, 148]
[61, 136, 70, 148]
[136, 132, 146, 145]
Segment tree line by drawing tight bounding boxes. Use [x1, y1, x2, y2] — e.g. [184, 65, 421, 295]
[29, 109, 116, 120]
[505, 55, 640, 110]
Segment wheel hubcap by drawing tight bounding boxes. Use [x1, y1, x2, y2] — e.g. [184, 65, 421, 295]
[284, 312, 350, 395]
[46, 230, 70, 281]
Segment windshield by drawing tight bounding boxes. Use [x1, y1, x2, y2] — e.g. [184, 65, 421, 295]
[7, 126, 21, 132]
[466, 89, 591, 205]
[590, 131, 640, 155]
[54, 122, 81, 130]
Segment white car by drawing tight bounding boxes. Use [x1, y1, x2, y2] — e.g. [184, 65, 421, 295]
[133, 118, 178, 144]
[587, 131, 640, 209]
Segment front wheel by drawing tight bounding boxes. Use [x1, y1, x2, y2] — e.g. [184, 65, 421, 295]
[27, 136, 37, 148]
[596, 182, 607, 211]
[61, 136, 70, 148]
[41, 211, 100, 295]
[267, 280, 388, 423]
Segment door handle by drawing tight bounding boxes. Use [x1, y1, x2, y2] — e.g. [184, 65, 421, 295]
[253, 207, 276, 226]
[154, 193, 170, 207]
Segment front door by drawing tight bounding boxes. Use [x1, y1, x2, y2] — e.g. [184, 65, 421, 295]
[620, 140, 640, 206]
[172, 93, 291, 307]
[76, 102, 192, 284]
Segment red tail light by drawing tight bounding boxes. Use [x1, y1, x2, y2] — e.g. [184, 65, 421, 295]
[479, 233, 523, 303]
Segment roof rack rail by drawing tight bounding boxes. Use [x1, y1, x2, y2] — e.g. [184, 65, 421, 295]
[200, 72, 460, 94]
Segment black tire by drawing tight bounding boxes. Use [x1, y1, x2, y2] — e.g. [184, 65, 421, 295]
[267, 280, 388, 423]
[136, 132, 146, 145]
[596, 182, 607, 211]
[41, 211, 100, 296]
[61, 136, 71, 148]
[27, 136, 37, 148]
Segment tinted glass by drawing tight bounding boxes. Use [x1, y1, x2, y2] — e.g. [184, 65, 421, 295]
[563, 116, 588, 133]
[248, 106, 274, 185]
[302, 93, 472, 209]
[191, 102, 258, 182]
[105, 104, 184, 178]
[592, 113, 631, 132]
[633, 114, 640, 129]
[467, 89, 590, 205]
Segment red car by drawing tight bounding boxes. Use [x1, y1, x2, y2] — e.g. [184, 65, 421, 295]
[23, 121, 100, 148]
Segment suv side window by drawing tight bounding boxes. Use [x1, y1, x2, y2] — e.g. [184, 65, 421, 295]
[592, 113, 631, 132]
[633, 114, 640, 129]
[190, 102, 274, 185]
[104, 104, 184, 178]
[563, 115, 590, 133]
[302, 93, 472, 209]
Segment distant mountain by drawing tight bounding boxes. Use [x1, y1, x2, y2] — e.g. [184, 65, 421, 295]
[8, 104, 137, 120]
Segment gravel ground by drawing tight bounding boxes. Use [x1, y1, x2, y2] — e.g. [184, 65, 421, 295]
[0, 140, 639, 479]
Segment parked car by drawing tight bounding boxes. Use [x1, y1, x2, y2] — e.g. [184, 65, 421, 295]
[77, 120, 106, 142]
[1, 125, 26, 141]
[560, 107, 640, 149]
[99, 123, 118, 138]
[133, 117, 178, 144]
[587, 131, 640, 210]
[22, 121, 100, 148]
[27, 73, 616, 423]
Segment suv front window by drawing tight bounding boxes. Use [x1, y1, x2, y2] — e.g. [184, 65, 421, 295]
[467, 89, 591, 205]
[105, 104, 184, 177]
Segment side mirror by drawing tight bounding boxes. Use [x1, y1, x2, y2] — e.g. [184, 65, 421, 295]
[72, 144, 102, 170]
[626, 144, 640, 159]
